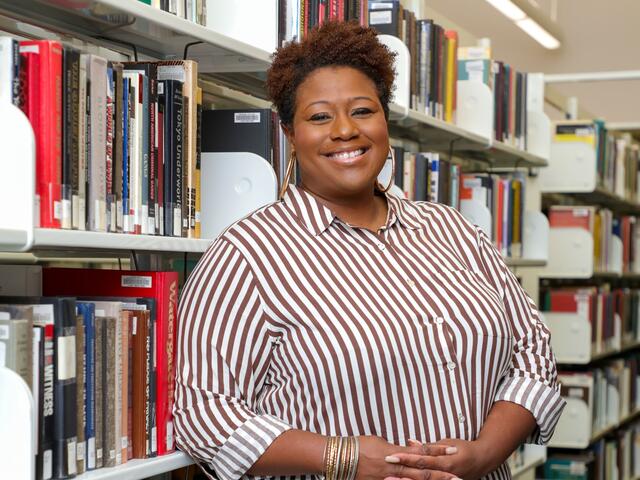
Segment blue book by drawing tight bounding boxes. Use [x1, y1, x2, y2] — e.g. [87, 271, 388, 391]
[77, 302, 96, 470]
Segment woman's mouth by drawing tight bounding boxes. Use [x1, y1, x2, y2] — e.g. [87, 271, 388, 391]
[325, 147, 369, 165]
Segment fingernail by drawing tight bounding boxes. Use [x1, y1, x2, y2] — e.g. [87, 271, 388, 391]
[452, 477, 463, 480]
[446, 447, 458, 455]
[385, 456, 401, 464]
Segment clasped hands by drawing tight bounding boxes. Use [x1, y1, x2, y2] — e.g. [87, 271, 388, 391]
[357, 436, 493, 480]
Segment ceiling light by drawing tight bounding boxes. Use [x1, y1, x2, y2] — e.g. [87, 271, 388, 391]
[484, 0, 527, 21]
[515, 17, 561, 49]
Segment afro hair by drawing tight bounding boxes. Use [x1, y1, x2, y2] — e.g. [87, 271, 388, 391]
[266, 20, 396, 128]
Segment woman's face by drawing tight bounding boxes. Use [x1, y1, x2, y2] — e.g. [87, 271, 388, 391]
[287, 66, 389, 199]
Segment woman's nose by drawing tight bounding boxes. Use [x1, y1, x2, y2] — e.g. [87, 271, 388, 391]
[330, 112, 359, 141]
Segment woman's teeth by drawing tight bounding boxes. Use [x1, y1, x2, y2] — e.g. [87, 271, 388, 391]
[329, 149, 365, 160]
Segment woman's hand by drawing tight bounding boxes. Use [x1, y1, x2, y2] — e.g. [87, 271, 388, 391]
[356, 436, 460, 480]
[384, 439, 492, 480]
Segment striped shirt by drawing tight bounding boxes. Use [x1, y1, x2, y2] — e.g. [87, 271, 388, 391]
[174, 185, 565, 480]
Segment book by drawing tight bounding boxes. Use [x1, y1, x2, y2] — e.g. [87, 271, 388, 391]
[0, 36, 20, 106]
[43, 268, 179, 456]
[19, 40, 63, 229]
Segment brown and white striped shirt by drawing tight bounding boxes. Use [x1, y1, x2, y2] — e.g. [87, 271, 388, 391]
[174, 185, 565, 480]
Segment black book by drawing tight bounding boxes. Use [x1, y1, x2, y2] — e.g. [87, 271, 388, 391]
[2, 297, 77, 479]
[368, 0, 400, 37]
[392, 145, 404, 188]
[63, 48, 80, 230]
[201, 108, 273, 164]
[413, 153, 429, 202]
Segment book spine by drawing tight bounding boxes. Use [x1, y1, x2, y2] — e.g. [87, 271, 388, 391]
[120, 313, 129, 463]
[20, 41, 63, 229]
[148, 310, 157, 457]
[88, 55, 107, 232]
[53, 300, 77, 479]
[131, 312, 147, 458]
[102, 317, 116, 467]
[122, 78, 130, 234]
[81, 305, 95, 471]
[106, 67, 115, 233]
[172, 83, 183, 237]
[114, 65, 124, 233]
[94, 318, 103, 469]
[194, 87, 202, 239]
[40, 324, 55, 480]
[75, 315, 85, 474]
[157, 85, 165, 237]
[75, 55, 87, 231]
[141, 75, 150, 234]
[149, 77, 157, 236]
[186, 63, 198, 238]
[114, 315, 122, 465]
[127, 315, 133, 460]
[61, 48, 74, 229]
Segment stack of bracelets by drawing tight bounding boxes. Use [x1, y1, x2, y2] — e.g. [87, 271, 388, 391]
[323, 436, 360, 480]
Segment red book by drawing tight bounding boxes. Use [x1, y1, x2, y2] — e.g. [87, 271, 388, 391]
[548, 206, 596, 232]
[19, 40, 63, 229]
[42, 267, 179, 456]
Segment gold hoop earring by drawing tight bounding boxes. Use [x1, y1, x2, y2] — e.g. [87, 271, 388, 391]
[279, 150, 297, 200]
[375, 147, 395, 193]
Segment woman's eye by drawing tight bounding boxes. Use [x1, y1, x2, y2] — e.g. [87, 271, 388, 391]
[353, 108, 373, 116]
[310, 113, 331, 121]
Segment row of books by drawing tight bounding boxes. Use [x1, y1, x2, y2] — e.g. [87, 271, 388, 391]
[541, 287, 640, 357]
[554, 121, 640, 202]
[458, 44, 538, 150]
[393, 146, 527, 258]
[0, 36, 203, 237]
[0, 267, 178, 480]
[545, 425, 640, 480]
[547, 206, 640, 274]
[138, 0, 207, 25]
[559, 356, 640, 441]
[280, 0, 369, 43]
[368, 1, 459, 122]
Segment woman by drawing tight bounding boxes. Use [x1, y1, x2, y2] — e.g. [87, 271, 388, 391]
[174, 21, 565, 480]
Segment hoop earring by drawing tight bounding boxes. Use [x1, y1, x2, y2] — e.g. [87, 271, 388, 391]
[279, 151, 297, 200]
[375, 147, 395, 193]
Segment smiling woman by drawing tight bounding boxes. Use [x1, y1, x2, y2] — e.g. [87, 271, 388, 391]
[173, 20, 565, 480]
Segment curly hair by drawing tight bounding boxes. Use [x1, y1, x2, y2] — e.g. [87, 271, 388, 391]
[266, 20, 396, 128]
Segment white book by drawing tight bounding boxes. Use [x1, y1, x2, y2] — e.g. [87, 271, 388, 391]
[86, 55, 108, 232]
[123, 72, 142, 234]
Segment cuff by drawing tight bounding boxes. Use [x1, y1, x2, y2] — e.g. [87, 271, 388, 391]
[211, 414, 293, 480]
[495, 374, 566, 444]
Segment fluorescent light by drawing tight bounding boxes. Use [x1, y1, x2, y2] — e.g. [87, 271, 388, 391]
[484, 0, 527, 20]
[515, 17, 561, 49]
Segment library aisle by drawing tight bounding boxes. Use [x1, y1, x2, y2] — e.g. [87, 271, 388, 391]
[0, 1, 637, 480]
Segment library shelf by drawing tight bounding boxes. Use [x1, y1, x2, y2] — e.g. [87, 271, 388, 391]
[504, 258, 547, 268]
[466, 140, 549, 169]
[543, 187, 640, 216]
[73, 452, 194, 480]
[590, 408, 640, 445]
[0, 0, 270, 72]
[511, 450, 546, 479]
[28, 228, 213, 254]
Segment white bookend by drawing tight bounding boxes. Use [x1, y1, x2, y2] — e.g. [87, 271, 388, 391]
[206, 0, 277, 54]
[455, 80, 493, 141]
[200, 152, 277, 240]
[540, 141, 597, 192]
[544, 312, 592, 364]
[526, 111, 551, 160]
[459, 199, 493, 241]
[0, 366, 35, 480]
[522, 211, 549, 261]
[535, 227, 594, 278]
[549, 373, 594, 449]
[377, 35, 411, 120]
[0, 101, 35, 251]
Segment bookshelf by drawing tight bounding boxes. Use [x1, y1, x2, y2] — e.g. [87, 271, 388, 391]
[0, 3, 556, 480]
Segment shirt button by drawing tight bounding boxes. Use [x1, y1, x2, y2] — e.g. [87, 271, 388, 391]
[434, 317, 444, 325]
[377, 243, 386, 251]
[406, 279, 415, 287]
[447, 362, 456, 371]
[458, 414, 466, 423]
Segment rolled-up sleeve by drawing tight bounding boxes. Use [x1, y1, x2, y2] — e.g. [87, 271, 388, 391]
[475, 227, 566, 444]
[173, 237, 292, 480]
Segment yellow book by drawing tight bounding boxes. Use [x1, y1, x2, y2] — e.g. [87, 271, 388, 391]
[444, 30, 458, 123]
[554, 120, 596, 146]
[593, 211, 602, 270]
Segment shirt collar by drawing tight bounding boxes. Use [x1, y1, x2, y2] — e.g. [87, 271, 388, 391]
[282, 185, 423, 236]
